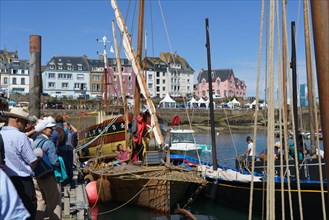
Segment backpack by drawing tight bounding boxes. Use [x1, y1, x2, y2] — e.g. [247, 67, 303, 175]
[55, 126, 66, 148]
[33, 139, 53, 178]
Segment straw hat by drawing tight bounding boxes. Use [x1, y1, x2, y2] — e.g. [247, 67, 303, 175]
[3, 107, 29, 121]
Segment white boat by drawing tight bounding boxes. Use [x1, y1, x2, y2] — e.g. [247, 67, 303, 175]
[167, 129, 203, 158]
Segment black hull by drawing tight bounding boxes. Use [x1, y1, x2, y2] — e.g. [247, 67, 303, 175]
[236, 157, 327, 181]
[204, 179, 328, 219]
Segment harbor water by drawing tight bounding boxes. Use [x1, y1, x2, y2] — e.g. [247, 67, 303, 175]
[93, 132, 323, 220]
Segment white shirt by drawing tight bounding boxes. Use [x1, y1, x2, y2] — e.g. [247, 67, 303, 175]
[247, 142, 254, 156]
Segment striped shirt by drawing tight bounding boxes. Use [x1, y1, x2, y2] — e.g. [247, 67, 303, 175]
[1, 126, 37, 177]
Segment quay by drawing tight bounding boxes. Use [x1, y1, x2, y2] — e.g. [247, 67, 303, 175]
[60, 169, 91, 220]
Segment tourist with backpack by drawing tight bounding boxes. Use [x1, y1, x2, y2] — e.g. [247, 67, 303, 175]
[33, 119, 62, 219]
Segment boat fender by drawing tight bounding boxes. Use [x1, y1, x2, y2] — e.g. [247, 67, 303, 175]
[96, 176, 111, 203]
[85, 181, 98, 205]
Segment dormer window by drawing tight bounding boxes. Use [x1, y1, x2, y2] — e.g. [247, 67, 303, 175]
[77, 64, 82, 70]
[50, 65, 55, 70]
[67, 63, 72, 70]
[58, 63, 63, 70]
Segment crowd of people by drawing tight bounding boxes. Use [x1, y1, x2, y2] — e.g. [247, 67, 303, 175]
[0, 107, 78, 220]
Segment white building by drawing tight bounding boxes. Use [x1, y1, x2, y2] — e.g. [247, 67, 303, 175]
[0, 60, 30, 97]
[145, 53, 194, 98]
[42, 56, 90, 99]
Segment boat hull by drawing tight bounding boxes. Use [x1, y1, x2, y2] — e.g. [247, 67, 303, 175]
[77, 114, 132, 160]
[170, 149, 202, 159]
[109, 177, 198, 213]
[86, 162, 203, 213]
[204, 179, 328, 219]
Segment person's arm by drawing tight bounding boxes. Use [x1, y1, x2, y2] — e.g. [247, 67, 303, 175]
[29, 160, 38, 170]
[25, 129, 36, 137]
[68, 123, 78, 133]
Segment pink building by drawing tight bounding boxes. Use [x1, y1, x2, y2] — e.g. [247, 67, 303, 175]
[195, 68, 246, 99]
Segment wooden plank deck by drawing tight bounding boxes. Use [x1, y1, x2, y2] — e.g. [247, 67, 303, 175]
[61, 170, 91, 220]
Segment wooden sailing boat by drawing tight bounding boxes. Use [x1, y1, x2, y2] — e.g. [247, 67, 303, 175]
[199, 1, 328, 219]
[81, 0, 205, 214]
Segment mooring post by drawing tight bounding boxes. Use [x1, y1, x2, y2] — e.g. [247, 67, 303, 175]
[29, 35, 41, 118]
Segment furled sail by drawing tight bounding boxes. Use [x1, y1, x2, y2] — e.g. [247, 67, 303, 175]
[111, 0, 165, 147]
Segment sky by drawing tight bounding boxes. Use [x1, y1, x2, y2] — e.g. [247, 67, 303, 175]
[0, 0, 312, 98]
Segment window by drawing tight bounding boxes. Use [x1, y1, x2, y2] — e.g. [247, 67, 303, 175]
[58, 65, 63, 70]
[48, 82, 55, 88]
[49, 73, 55, 79]
[67, 66, 72, 70]
[92, 75, 100, 81]
[77, 74, 84, 80]
[156, 79, 160, 84]
[113, 75, 117, 81]
[92, 83, 102, 91]
[50, 65, 55, 70]
[77, 64, 82, 70]
[148, 74, 153, 80]
[4, 77, 8, 84]
[163, 80, 165, 84]
[62, 83, 68, 88]
[12, 78, 17, 85]
[58, 74, 63, 79]
[128, 83, 132, 89]
[128, 76, 132, 81]
[156, 72, 160, 77]
[74, 83, 80, 89]
[148, 83, 153, 89]
[162, 87, 165, 91]
[21, 78, 25, 85]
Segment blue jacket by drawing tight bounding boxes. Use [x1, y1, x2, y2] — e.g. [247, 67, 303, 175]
[33, 135, 58, 165]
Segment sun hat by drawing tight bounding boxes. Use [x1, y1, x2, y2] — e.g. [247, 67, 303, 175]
[35, 120, 56, 132]
[3, 107, 29, 121]
[44, 116, 56, 124]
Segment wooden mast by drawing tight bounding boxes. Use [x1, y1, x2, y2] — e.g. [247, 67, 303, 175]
[112, 20, 129, 147]
[133, 0, 145, 117]
[205, 18, 218, 171]
[282, 0, 288, 146]
[310, 0, 329, 202]
[303, 0, 316, 153]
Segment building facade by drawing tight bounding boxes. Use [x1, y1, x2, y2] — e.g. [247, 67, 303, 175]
[0, 59, 30, 97]
[144, 53, 194, 98]
[195, 68, 246, 99]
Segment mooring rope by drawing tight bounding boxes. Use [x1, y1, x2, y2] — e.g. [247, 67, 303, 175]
[95, 179, 153, 216]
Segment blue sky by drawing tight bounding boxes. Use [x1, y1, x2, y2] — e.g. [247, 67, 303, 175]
[0, 0, 310, 97]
